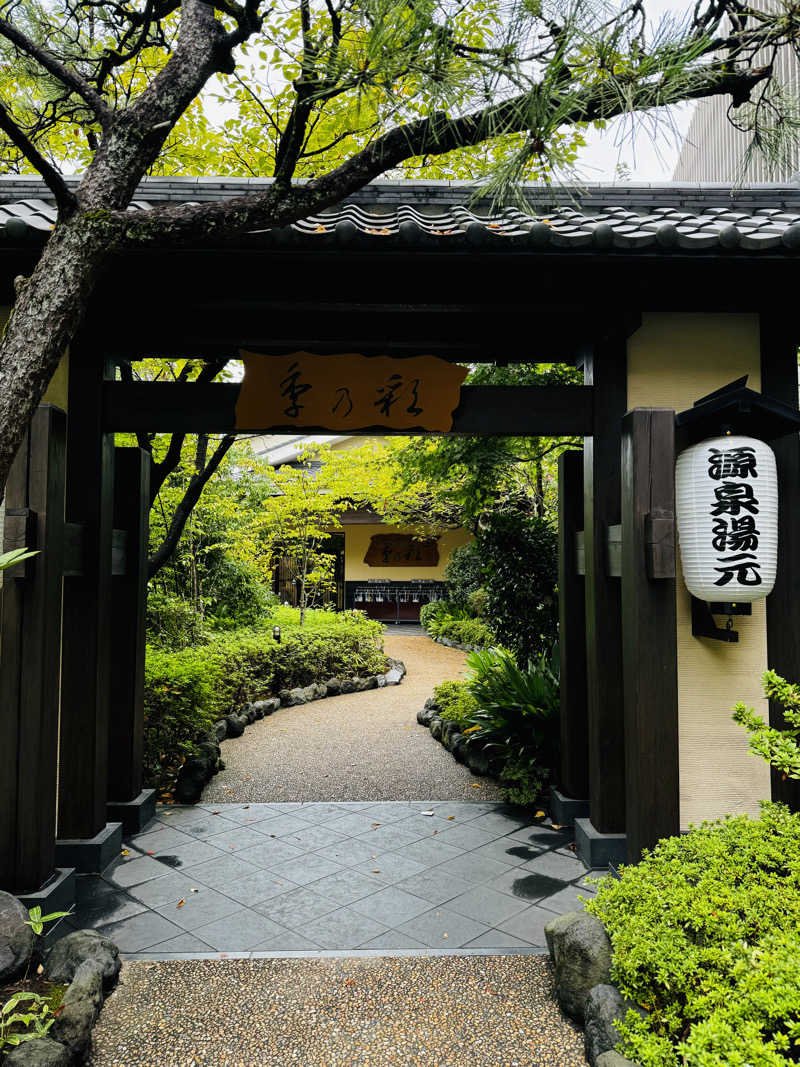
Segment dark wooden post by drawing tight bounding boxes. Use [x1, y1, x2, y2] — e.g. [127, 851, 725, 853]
[583, 339, 627, 835]
[620, 409, 680, 861]
[557, 449, 589, 800]
[0, 406, 66, 893]
[58, 352, 116, 842]
[760, 313, 800, 812]
[107, 447, 151, 811]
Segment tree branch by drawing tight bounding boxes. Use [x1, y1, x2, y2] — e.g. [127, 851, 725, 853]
[148, 433, 236, 578]
[0, 14, 111, 127]
[0, 99, 76, 215]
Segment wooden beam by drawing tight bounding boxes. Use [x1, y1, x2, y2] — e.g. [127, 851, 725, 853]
[760, 312, 800, 812]
[621, 409, 679, 862]
[557, 450, 589, 800]
[584, 337, 627, 835]
[0, 406, 66, 893]
[102, 382, 594, 437]
[59, 352, 115, 840]
[108, 448, 151, 805]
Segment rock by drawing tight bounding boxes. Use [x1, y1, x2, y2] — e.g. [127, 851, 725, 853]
[312, 682, 328, 700]
[596, 1053, 640, 1067]
[286, 687, 309, 707]
[45, 929, 121, 990]
[249, 702, 264, 721]
[585, 984, 645, 1067]
[279, 689, 291, 705]
[362, 677, 378, 691]
[3, 1038, 70, 1066]
[417, 707, 435, 726]
[253, 697, 280, 716]
[300, 684, 317, 702]
[384, 667, 403, 685]
[242, 703, 257, 723]
[429, 717, 443, 740]
[340, 679, 356, 694]
[441, 721, 460, 750]
[224, 713, 246, 739]
[325, 678, 342, 697]
[376, 675, 387, 688]
[212, 719, 227, 741]
[0, 890, 35, 983]
[545, 911, 612, 1022]
[452, 736, 469, 763]
[51, 959, 103, 1058]
[465, 746, 490, 776]
[424, 696, 438, 711]
[174, 739, 220, 804]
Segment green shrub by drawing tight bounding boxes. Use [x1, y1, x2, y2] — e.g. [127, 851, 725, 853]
[146, 589, 208, 649]
[464, 645, 558, 765]
[734, 670, 800, 781]
[144, 608, 386, 793]
[477, 511, 558, 663]
[443, 541, 484, 608]
[498, 755, 549, 806]
[436, 616, 495, 647]
[432, 679, 479, 725]
[587, 803, 800, 1067]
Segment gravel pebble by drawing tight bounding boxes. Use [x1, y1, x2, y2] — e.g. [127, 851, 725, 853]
[202, 635, 503, 803]
[90, 955, 587, 1066]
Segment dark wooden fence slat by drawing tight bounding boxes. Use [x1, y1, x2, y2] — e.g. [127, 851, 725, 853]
[621, 409, 679, 862]
[558, 450, 589, 800]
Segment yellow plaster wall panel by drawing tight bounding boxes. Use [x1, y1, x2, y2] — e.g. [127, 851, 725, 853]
[344, 524, 473, 581]
[627, 312, 770, 828]
[42, 352, 70, 411]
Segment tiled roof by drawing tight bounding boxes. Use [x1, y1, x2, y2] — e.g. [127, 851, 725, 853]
[2, 177, 800, 253]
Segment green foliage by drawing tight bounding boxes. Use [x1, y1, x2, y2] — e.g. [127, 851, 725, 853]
[0, 547, 38, 571]
[144, 608, 385, 791]
[432, 679, 479, 725]
[463, 645, 558, 766]
[479, 512, 558, 663]
[0, 991, 56, 1049]
[587, 803, 800, 1067]
[146, 589, 209, 649]
[498, 755, 549, 806]
[24, 906, 71, 936]
[419, 599, 447, 632]
[442, 542, 484, 609]
[734, 670, 800, 780]
[419, 599, 495, 647]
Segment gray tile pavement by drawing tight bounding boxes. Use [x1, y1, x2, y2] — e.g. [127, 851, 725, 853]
[75, 802, 609, 958]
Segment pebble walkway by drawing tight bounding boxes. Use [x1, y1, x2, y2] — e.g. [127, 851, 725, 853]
[89, 954, 587, 1066]
[202, 632, 504, 803]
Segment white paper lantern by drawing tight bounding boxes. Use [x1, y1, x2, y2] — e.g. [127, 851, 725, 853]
[675, 434, 778, 602]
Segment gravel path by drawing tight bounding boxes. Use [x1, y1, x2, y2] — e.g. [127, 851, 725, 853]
[202, 635, 504, 803]
[90, 955, 587, 1066]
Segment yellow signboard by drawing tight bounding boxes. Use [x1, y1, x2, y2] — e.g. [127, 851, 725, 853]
[235, 351, 467, 432]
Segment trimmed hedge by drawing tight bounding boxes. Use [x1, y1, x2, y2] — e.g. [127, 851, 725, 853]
[144, 608, 386, 792]
[587, 803, 800, 1066]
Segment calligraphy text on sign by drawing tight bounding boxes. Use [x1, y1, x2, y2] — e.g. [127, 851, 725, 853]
[364, 534, 440, 568]
[235, 352, 468, 432]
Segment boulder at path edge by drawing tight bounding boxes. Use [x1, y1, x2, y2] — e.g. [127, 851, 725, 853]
[545, 910, 612, 1022]
[50, 959, 103, 1059]
[45, 929, 121, 990]
[3, 1037, 71, 1066]
[596, 1053, 641, 1067]
[585, 984, 645, 1066]
[0, 890, 34, 983]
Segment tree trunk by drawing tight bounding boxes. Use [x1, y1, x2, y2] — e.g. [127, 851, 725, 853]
[0, 215, 120, 493]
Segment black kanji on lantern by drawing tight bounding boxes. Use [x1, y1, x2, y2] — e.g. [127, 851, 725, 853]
[713, 554, 763, 586]
[708, 446, 758, 480]
[710, 481, 760, 517]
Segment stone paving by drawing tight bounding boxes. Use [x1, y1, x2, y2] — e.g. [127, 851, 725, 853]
[66, 802, 605, 958]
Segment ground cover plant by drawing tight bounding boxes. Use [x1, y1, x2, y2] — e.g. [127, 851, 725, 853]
[587, 803, 800, 1067]
[144, 607, 385, 793]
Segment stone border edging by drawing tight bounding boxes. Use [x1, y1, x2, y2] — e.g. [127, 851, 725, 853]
[426, 634, 490, 653]
[544, 910, 644, 1067]
[2, 929, 121, 1067]
[173, 659, 407, 803]
[416, 696, 496, 778]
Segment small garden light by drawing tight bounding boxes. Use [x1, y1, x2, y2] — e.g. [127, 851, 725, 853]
[273, 625, 281, 643]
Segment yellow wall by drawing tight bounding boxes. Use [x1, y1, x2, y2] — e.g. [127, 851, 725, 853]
[345, 524, 473, 581]
[627, 312, 770, 828]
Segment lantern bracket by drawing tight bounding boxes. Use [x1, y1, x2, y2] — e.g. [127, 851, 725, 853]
[690, 596, 752, 643]
[676, 377, 800, 447]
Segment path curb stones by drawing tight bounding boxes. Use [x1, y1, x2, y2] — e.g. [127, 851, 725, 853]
[44, 930, 120, 990]
[596, 1053, 640, 1067]
[0, 890, 34, 983]
[545, 911, 612, 1022]
[3, 1037, 70, 1066]
[584, 984, 645, 1066]
[50, 958, 104, 1059]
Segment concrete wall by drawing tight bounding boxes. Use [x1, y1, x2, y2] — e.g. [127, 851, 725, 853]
[627, 312, 771, 828]
[344, 524, 473, 582]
